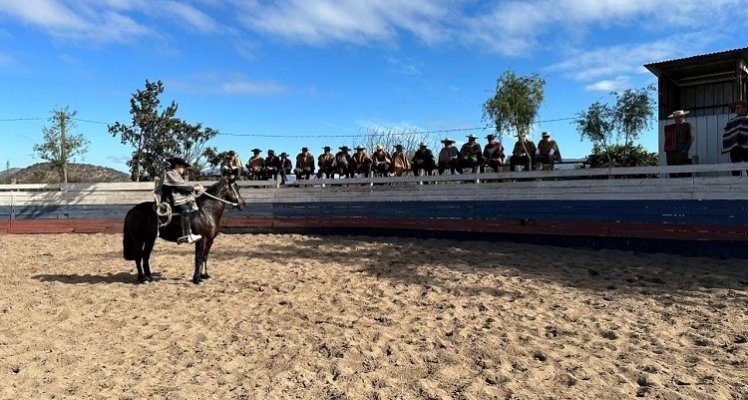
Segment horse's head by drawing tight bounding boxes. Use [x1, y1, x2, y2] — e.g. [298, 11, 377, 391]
[221, 173, 245, 210]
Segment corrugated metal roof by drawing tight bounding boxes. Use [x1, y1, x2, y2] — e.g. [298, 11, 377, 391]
[644, 47, 748, 79]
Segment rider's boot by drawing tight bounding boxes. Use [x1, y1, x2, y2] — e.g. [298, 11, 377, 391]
[177, 213, 202, 244]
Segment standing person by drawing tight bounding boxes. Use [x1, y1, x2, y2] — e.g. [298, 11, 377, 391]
[391, 144, 411, 176]
[318, 146, 335, 178]
[438, 138, 459, 174]
[295, 147, 315, 180]
[351, 145, 372, 177]
[509, 134, 537, 171]
[161, 157, 203, 244]
[459, 134, 483, 173]
[245, 148, 265, 180]
[722, 100, 748, 176]
[412, 142, 436, 176]
[664, 110, 694, 177]
[223, 150, 243, 179]
[332, 146, 352, 178]
[535, 131, 562, 170]
[483, 134, 505, 172]
[371, 145, 392, 177]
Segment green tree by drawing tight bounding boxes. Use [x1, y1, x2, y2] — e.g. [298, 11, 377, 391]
[587, 144, 658, 168]
[109, 80, 218, 181]
[483, 70, 545, 140]
[33, 107, 88, 183]
[576, 85, 656, 167]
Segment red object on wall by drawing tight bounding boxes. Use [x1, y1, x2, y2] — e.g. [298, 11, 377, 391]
[664, 123, 676, 151]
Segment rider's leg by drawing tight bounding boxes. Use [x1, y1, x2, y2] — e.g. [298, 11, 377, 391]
[177, 204, 202, 244]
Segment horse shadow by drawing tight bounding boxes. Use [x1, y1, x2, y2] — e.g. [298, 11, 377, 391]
[33, 271, 162, 285]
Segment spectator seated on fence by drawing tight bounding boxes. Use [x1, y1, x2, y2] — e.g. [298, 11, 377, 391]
[278, 152, 293, 184]
[351, 145, 373, 177]
[459, 134, 483, 173]
[332, 146, 352, 178]
[318, 146, 335, 178]
[223, 150, 243, 179]
[245, 148, 265, 180]
[412, 142, 436, 176]
[371, 145, 392, 177]
[535, 131, 562, 170]
[509, 134, 537, 171]
[722, 100, 748, 176]
[438, 137, 460, 175]
[264, 150, 281, 181]
[391, 144, 411, 176]
[295, 147, 315, 180]
[482, 134, 505, 172]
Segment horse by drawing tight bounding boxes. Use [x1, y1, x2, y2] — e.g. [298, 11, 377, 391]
[122, 176, 245, 284]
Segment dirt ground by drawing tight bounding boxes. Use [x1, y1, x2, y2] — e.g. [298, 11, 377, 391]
[1, 233, 747, 399]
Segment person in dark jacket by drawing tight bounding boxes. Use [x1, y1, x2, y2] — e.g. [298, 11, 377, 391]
[161, 157, 203, 244]
[411, 142, 436, 176]
[665, 110, 694, 177]
[318, 146, 335, 178]
[264, 150, 281, 181]
[483, 134, 505, 172]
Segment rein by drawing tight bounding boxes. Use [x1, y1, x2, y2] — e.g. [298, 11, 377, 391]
[199, 189, 239, 207]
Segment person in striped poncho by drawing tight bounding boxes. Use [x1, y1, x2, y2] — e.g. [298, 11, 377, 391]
[722, 100, 748, 176]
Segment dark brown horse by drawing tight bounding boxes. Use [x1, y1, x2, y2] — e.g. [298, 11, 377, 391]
[122, 176, 245, 284]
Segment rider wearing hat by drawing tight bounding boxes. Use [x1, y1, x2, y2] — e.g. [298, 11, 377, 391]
[411, 142, 436, 176]
[162, 157, 203, 244]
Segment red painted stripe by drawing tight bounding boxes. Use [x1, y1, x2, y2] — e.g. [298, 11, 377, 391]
[2, 216, 747, 242]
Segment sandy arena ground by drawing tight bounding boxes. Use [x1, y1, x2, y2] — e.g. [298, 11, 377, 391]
[1, 233, 747, 399]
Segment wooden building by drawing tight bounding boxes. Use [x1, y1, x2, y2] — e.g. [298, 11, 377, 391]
[645, 47, 748, 165]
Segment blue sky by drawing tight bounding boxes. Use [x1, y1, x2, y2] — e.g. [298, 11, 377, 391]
[0, 0, 745, 172]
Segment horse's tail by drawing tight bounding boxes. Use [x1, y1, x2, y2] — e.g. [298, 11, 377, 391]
[123, 211, 138, 261]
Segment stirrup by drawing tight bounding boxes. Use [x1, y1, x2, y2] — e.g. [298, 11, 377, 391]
[177, 234, 202, 244]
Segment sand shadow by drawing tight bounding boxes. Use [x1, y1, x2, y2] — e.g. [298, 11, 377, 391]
[33, 272, 162, 285]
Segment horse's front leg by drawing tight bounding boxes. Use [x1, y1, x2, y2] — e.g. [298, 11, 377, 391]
[193, 240, 206, 285]
[200, 239, 215, 279]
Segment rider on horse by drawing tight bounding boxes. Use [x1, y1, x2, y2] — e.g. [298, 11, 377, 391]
[162, 157, 204, 244]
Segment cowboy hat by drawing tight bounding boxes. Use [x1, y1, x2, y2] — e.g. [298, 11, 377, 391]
[375, 144, 384, 150]
[323, 146, 331, 151]
[301, 147, 308, 151]
[466, 134, 477, 139]
[667, 110, 690, 118]
[394, 144, 403, 148]
[167, 157, 191, 168]
[355, 145, 365, 150]
[339, 146, 350, 151]
[486, 134, 495, 140]
[251, 148, 261, 153]
[279, 152, 288, 157]
[419, 142, 428, 147]
[440, 137, 455, 143]
[267, 149, 275, 154]
[541, 131, 551, 137]
[227, 150, 236, 156]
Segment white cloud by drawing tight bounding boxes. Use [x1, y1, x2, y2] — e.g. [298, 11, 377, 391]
[584, 76, 632, 92]
[159, 1, 218, 33]
[169, 73, 289, 96]
[549, 33, 720, 82]
[235, 0, 454, 46]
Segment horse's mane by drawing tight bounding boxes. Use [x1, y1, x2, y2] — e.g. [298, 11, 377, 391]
[197, 179, 229, 206]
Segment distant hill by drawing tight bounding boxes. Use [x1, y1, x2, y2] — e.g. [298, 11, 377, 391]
[2, 163, 130, 184]
[0, 168, 20, 178]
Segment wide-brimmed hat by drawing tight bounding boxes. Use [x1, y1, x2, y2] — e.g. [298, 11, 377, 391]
[339, 146, 350, 151]
[267, 149, 275, 154]
[667, 110, 690, 118]
[251, 148, 261, 153]
[323, 146, 331, 151]
[279, 152, 288, 157]
[419, 142, 428, 147]
[228, 150, 236, 156]
[301, 147, 308, 152]
[395, 144, 403, 149]
[167, 157, 191, 168]
[542, 131, 551, 137]
[355, 145, 365, 150]
[441, 137, 455, 144]
[486, 134, 495, 140]
[375, 144, 383, 150]
[466, 134, 477, 139]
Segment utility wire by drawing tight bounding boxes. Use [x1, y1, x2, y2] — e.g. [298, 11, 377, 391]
[0, 116, 578, 138]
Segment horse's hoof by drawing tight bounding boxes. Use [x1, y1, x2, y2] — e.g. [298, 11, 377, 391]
[146, 275, 154, 282]
[192, 277, 202, 285]
[200, 274, 211, 280]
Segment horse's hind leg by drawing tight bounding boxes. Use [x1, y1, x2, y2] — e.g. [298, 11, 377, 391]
[142, 239, 156, 282]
